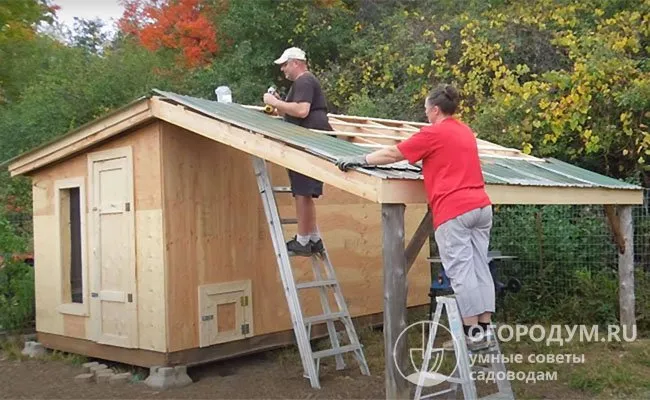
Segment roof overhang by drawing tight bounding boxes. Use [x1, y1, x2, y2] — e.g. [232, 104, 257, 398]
[5, 91, 644, 206]
[380, 179, 643, 205]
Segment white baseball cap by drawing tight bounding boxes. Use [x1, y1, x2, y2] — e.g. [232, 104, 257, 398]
[274, 47, 306, 64]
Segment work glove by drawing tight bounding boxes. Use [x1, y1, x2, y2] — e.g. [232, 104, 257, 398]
[335, 155, 368, 171]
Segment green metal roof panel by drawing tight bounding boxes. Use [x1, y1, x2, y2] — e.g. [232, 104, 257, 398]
[154, 90, 641, 191]
[154, 89, 370, 160]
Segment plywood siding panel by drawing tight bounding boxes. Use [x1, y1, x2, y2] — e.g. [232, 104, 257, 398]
[135, 209, 167, 351]
[63, 314, 87, 339]
[32, 156, 85, 217]
[33, 214, 64, 335]
[30, 122, 163, 349]
[162, 123, 275, 352]
[163, 125, 432, 351]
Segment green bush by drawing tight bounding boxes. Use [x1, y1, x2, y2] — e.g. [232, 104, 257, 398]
[0, 210, 34, 332]
[0, 260, 35, 332]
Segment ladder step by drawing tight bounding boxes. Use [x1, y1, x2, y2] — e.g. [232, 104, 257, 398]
[296, 279, 338, 289]
[312, 344, 361, 359]
[480, 393, 515, 400]
[273, 186, 292, 193]
[420, 388, 456, 399]
[304, 312, 347, 325]
[280, 218, 298, 224]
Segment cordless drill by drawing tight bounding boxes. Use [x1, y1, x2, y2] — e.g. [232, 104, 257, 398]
[264, 86, 277, 114]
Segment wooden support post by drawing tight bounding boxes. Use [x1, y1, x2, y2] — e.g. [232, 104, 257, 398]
[405, 209, 433, 274]
[617, 205, 635, 332]
[382, 204, 410, 400]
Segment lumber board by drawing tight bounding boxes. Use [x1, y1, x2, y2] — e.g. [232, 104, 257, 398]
[604, 205, 626, 254]
[379, 179, 644, 205]
[405, 209, 433, 273]
[617, 206, 635, 332]
[136, 209, 167, 352]
[382, 204, 410, 399]
[37, 332, 165, 367]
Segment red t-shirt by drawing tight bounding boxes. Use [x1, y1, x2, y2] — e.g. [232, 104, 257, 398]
[396, 118, 491, 228]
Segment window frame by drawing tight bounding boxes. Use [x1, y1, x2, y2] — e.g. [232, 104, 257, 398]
[54, 177, 89, 316]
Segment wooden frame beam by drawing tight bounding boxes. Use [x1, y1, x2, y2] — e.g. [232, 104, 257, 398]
[382, 203, 410, 399]
[604, 205, 626, 254]
[379, 179, 644, 205]
[616, 206, 635, 332]
[405, 209, 433, 274]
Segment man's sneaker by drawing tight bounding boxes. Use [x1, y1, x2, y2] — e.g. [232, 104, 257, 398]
[286, 236, 312, 257]
[311, 239, 324, 254]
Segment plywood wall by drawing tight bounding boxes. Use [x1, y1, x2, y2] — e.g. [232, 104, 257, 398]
[161, 123, 432, 352]
[31, 122, 168, 352]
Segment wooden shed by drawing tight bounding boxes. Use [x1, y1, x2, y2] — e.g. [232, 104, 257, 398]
[6, 90, 643, 396]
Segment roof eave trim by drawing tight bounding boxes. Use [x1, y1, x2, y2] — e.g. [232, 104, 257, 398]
[7, 98, 154, 177]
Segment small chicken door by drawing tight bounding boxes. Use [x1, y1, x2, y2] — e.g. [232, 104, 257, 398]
[199, 280, 253, 347]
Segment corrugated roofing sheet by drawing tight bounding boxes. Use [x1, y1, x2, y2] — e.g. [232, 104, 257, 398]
[154, 90, 641, 191]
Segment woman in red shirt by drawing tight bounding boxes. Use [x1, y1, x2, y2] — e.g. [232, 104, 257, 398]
[337, 85, 495, 351]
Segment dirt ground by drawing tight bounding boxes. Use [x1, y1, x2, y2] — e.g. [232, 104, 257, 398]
[1, 332, 649, 399]
[0, 348, 383, 399]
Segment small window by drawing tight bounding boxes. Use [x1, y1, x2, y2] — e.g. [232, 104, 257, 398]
[56, 178, 87, 315]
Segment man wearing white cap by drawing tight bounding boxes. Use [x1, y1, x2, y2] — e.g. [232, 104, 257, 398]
[263, 47, 334, 257]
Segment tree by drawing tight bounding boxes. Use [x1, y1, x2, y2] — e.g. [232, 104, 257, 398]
[0, 0, 57, 43]
[0, 0, 58, 103]
[118, 0, 222, 68]
[68, 17, 109, 55]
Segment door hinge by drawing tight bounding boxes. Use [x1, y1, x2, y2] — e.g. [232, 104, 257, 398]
[125, 202, 131, 212]
[240, 296, 249, 307]
[241, 323, 250, 335]
[202, 315, 214, 322]
[127, 293, 133, 303]
[91, 292, 98, 298]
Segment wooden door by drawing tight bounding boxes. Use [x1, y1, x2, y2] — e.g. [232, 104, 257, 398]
[199, 280, 253, 347]
[88, 148, 138, 348]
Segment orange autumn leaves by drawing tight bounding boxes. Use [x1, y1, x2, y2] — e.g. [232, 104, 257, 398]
[118, 0, 223, 68]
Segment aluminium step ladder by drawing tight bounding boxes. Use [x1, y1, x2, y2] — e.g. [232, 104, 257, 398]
[252, 156, 370, 389]
[414, 296, 515, 400]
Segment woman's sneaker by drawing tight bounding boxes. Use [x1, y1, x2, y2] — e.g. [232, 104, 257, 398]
[443, 332, 496, 352]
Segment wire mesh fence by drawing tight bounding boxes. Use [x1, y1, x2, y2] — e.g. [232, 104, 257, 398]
[490, 189, 650, 292]
[426, 188, 650, 327]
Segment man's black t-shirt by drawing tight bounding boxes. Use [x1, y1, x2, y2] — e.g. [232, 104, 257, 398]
[284, 72, 333, 131]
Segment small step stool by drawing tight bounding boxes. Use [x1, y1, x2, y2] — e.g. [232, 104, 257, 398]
[414, 296, 515, 400]
[251, 156, 370, 389]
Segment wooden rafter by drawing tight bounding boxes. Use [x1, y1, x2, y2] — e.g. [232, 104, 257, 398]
[241, 104, 542, 162]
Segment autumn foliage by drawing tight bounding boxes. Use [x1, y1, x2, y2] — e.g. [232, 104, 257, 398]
[118, 0, 221, 68]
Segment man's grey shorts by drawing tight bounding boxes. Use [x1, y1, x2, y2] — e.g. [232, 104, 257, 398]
[287, 170, 323, 198]
[434, 206, 495, 318]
